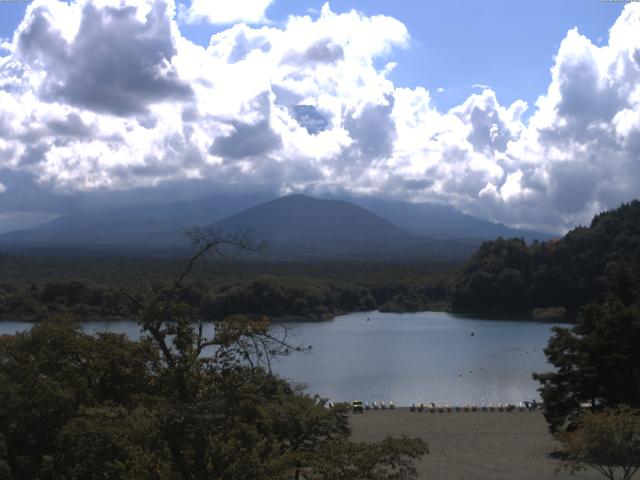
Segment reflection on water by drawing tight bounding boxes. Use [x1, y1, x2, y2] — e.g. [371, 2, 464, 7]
[0, 311, 565, 406]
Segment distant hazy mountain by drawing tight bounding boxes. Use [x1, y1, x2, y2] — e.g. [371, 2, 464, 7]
[0, 193, 274, 251]
[344, 197, 555, 242]
[206, 195, 476, 260]
[0, 193, 554, 259]
[212, 194, 405, 257]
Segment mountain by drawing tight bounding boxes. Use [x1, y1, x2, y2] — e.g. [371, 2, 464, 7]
[211, 195, 409, 258]
[343, 196, 555, 242]
[206, 195, 478, 260]
[0, 193, 554, 259]
[0, 193, 274, 252]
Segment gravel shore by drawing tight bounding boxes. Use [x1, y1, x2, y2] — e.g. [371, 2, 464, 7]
[349, 409, 600, 480]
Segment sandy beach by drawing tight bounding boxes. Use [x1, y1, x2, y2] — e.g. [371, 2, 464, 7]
[349, 409, 601, 480]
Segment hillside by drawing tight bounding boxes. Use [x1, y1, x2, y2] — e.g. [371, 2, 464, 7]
[449, 200, 640, 318]
[0, 193, 553, 260]
[214, 194, 407, 254]
[211, 195, 479, 260]
[0, 193, 274, 252]
[347, 197, 555, 242]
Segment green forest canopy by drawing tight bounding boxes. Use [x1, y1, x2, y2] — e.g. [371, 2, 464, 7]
[449, 200, 640, 318]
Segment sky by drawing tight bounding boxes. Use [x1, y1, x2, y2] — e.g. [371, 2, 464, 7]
[0, 0, 638, 234]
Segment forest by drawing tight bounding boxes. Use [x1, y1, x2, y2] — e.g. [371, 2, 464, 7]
[0, 256, 452, 322]
[449, 200, 640, 320]
[4, 201, 640, 323]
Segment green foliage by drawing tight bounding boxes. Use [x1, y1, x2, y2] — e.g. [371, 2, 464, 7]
[54, 406, 172, 480]
[450, 200, 640, 316]
[0, 233, 428, 479]
[533, 299, 640, 433]
[309, 437, 428, 480]
[0, 318, 159, 478]
[0, 257, 454, 321]
[0, 279, 133, 320]
[203, 276, 376, 320]
[557, 406, 640, 480]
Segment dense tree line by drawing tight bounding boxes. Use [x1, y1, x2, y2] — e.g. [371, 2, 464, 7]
[0, 280, 134, 319]
[203, 277, 376, 320]
[0, 269, 450, 322]
[449, 200, 640, 318]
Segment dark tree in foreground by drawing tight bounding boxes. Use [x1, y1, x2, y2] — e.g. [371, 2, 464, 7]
[534, 299, 640, 433]
[0, 227, 427, 479]
[557, 406, 640, 480]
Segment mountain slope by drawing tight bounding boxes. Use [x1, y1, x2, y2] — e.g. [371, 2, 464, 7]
[0, 194, 478, 260]
[0, 193, 274, 250]
[344, 196, 555, 242]
[211, 194, 440, 259]
[0, 193, 549, 260]
[216, 195, 407, 242]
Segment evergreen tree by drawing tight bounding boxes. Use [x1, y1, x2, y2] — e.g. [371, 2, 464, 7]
[534, 298, 640, 432]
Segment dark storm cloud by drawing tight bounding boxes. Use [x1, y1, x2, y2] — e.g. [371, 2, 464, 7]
[0, 166, 272, 214]
[18, 143, 48, 166]
[209, 119, 282, 159]
[0, 168, 65, 214]
[344, 94, 396, 158]
[16, 4, 68, 61]
[282, 38, 344, 66]
[16, 127, 48, 145]
[46, 113, 93, 138]
[16, 1, 193, 116]
[210, 92, 282, 159]
[385, 175, 435, 194]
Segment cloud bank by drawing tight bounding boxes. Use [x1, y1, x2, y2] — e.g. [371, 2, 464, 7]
[0, 0, 639, 233]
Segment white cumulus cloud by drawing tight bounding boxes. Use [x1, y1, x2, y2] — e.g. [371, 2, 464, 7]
[181, 0, 274, 25]
[0, 0, 639, 234]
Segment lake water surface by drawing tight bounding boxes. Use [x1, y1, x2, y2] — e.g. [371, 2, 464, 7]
[1, 311, 564, 406]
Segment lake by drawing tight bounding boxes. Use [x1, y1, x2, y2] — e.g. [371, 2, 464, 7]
[0, 310, 564, 406]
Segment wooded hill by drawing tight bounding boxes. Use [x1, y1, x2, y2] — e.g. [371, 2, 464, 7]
[449, 200, 640, 319]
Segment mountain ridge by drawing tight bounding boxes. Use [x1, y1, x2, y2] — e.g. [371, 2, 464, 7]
[0, 193, 555, 260]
